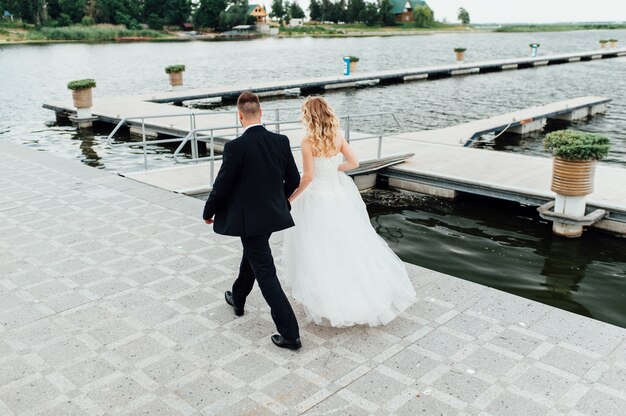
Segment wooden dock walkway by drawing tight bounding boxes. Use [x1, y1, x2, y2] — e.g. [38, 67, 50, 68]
[123, 138, 626, 233]
[393, 96, 611, 147]
[119, 97, 626, 234]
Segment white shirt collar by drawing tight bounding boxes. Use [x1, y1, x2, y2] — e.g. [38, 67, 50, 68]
[243, 123, 264, 133]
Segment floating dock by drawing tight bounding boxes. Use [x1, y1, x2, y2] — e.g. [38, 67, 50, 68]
[394, 96, 611, 147]
[43, 48, 626, 128]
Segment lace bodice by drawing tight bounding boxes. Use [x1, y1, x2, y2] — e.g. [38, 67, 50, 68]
[310, 154, 345, 194]
[313, 154, 341, 178]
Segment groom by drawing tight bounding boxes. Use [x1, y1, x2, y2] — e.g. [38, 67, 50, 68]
[203, 91, 302, 350]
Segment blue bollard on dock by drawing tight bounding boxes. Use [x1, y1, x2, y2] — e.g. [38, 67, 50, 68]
[343, 56, 351, 76]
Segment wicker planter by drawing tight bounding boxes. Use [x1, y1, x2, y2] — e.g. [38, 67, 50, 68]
[551, 157, 596, 196]
[455, 51, 465, 61]
[169, 71, 183, 87]
[349, 61, 357, 73]
[609, 40, 618, 48]
[72, 88, 93, 109]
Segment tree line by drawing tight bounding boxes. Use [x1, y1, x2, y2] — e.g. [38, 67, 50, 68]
[306, 0, 435, 27]
[0, 0, 192, 29]
[0, 0, 442, 30]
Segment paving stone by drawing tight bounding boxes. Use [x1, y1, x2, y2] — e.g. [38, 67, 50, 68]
[0, 376, 61, 414]
[573, 387, 626, 415]
[457, 345, 520, 380]
[510, 364, 575, 401]
[84, 375, 151, 413]
[484, 390, 552, 416]
[539, 344, 598, 377]
[343, 368, 411, 406]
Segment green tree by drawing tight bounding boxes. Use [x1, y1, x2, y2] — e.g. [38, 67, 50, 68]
[1, 0, 46, 24]
[194, 0, 228, 29]
[378, 0, 395, 26]
[413, 4, 434, 27]
[308, 0, 322, 21]
[46, 0, 87, 25]
[287, 1, 305, 19]
[143, 0, 191, 26]
[361, 2, 378, 26]
[457, 7, 470, 24]
[346, 0, 365, 23]
[335, 0, 347, 22]
[217, 0, 253, 31]
[270, 0, 286, 22]
[319, 0, 332, 22]
[90, 0, 142, 27]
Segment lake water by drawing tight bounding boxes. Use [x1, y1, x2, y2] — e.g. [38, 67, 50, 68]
[2, 30, 625, 327]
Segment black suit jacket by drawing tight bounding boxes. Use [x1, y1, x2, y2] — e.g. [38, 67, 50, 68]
[203, 125, 300, 237]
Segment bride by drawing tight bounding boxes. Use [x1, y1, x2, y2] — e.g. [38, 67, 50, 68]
[283, 97, 416, 327]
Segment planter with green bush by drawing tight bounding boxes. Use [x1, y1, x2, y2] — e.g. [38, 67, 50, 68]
[67, 79, 96, 109]
[599, 39, 608, 48]
[542, 129, 610, 237]
[609, 39, 618, 48]
[165, 65, 185, 89]
[454, 47, 466, 61]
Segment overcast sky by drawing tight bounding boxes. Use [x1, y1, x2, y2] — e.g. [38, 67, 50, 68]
[277, 0, 626, 24]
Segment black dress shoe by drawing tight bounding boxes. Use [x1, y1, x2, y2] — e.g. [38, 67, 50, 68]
[271, 334, 302, 350]
[224, 291, 244, 316]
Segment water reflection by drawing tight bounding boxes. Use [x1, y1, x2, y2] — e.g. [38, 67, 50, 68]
[537, 236, 591, 317]
[366, 190, 626, 328]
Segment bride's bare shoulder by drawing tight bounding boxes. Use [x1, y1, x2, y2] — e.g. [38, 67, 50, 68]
[301, 137, 314, 155]
[301, 137, 312, 148]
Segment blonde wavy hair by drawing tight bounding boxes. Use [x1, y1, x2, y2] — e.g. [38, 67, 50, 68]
[301, 96, 341, 157]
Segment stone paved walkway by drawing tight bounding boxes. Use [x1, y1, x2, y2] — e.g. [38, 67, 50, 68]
[1, 141, 625, 416]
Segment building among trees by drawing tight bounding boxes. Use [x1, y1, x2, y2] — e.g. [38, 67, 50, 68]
[391, 0, 427, 23]
[247, 4, 268, 23]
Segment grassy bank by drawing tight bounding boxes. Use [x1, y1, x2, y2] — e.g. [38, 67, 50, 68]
[0, 23, 168, 43]
[495, 23, 626, 32]
[279, 22, 476, 37]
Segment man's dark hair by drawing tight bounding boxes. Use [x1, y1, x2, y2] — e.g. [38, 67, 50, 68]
[237, 91, 261, 118]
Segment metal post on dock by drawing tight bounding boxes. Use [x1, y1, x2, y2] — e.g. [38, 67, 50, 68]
[378, 113, 384, 158]
[344, 116, 351, 143]
[275, 108, 280, 134]
[210, 130, 215, 185]
[191, 114, 199, 161]
[142, 118, 148, 170]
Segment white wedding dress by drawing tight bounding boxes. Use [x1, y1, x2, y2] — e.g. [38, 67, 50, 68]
[282, 154, 416, 327]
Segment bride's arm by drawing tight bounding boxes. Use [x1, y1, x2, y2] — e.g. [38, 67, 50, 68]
[288, 140, 315, 202]
[338, 138, 360, 171]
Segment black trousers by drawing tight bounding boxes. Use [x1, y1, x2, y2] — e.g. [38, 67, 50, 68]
[231, 233, 300, 340]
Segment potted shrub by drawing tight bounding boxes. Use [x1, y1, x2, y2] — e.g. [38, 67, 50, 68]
[347, 56, 359, 73]
[543, 129, 610, 237]
[67, 79, 96, 109]
[165, 64, 185, 88]
[609, 39, 618, 48]
[545, 129, 610, 196]
[454, 47, 466, 62]
[599, 39, 608, 49]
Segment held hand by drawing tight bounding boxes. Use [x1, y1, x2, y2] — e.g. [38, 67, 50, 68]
[204, 218, 214, 225]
